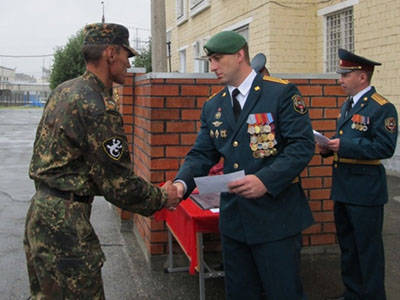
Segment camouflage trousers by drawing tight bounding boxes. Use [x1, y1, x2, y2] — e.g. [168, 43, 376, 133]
[23, 190, 106, 299]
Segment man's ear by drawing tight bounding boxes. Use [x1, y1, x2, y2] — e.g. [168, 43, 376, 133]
[104, 46, 115, 64]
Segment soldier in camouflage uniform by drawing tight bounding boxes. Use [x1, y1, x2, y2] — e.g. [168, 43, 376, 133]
[24, 23, 179, 299]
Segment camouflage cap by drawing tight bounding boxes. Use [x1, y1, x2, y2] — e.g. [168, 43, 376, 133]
[83, 23, 138, 57]
[203, 31, 247, 56]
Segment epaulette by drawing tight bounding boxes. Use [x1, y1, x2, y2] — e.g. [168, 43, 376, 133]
[371, 93, 389, 106]
[263, 75, 289, 85]
[207, 88, 224, 101]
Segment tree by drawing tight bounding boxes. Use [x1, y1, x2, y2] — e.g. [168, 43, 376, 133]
[49, 30, 85, 90]
[133, 40, 152, 72]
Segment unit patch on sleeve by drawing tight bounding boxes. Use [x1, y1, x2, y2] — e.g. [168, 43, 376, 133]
[292, 94, 307, 114]
[103, 137, 124, 160]
[385, 117, 397, 133]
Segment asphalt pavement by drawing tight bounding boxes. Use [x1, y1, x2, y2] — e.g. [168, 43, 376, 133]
[0, 107, 399, 300]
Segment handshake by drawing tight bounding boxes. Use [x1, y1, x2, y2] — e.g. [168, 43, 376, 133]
[161, 181, 185, 210]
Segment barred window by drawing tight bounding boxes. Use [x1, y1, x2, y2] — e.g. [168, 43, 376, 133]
[326, 7, 354, 72]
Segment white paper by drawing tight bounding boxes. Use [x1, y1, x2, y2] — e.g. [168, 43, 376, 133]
[313, 130, 330, 146]
[194, 170, 245, 194]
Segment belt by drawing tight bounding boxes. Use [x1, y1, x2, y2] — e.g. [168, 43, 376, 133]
[38, 183, 93, 204]
[333, 153, 381, 165]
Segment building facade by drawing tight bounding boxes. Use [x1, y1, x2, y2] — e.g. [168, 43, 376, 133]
[165, 0, 400, 108]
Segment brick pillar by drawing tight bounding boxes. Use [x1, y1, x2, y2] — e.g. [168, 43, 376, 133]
[118, 72, 345, 258]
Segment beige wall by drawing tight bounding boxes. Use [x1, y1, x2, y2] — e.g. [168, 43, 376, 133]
[166, 0, 399, 108]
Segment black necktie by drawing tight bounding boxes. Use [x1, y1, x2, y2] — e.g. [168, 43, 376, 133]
[232, 88, 241, 121]
[345, 97, 353, 117]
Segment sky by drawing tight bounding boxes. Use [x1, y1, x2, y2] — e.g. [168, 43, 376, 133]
[0, 0, 151, 79]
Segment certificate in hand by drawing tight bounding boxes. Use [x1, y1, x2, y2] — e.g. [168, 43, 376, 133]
[194, 170, 245, 194]
[313, 130, 330, 146]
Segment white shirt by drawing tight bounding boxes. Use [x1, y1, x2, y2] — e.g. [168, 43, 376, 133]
[228, 70, 258, 109]
[352, 86, 372, 107]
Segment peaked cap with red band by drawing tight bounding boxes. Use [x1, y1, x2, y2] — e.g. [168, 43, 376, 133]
[337, 48, 381, 74]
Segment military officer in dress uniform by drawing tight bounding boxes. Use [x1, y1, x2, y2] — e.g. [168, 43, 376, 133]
[173, 31, 315, 299]
[319, 48, 398, 300]
[24, 23, 179, 299]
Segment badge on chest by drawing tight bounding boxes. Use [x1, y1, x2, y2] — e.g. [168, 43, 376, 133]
[210, 107, 228, 139]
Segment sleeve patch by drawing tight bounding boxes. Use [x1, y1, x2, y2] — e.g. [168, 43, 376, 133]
[385, 117, 397, 133]
[103, 137, 124, 160]
[292, 94, 307, 114]
[371, 93, 388, 106]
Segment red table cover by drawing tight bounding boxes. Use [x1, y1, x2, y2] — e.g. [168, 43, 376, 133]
[154, 198, 220, 274]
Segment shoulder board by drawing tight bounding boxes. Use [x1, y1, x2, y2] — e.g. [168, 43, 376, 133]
[371, 93, 389, 106]
[207, 88, 224, 101]
[263, 75, 289, 85]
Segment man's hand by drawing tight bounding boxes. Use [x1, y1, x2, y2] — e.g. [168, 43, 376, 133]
[161, 181, 180, 210]
[173, 181, 185, 199]
[327, 138, 340, 152]
[318, 144, 331, 155]
[228, 175, 267, 199]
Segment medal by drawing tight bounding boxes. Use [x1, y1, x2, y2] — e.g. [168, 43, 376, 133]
[255, 125, 261, 134]
[250, 143, 258, 151]
[250, 136, 258, 143]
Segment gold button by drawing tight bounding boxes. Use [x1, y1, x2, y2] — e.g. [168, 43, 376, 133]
[339, 130, 343, 135]
[233, 163, 239, 169]
[334, 163, 338, 168]
[233, 141, 239, 147]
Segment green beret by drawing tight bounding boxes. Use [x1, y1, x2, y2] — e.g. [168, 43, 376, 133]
[204, 31, 247, 56]
[83, 23, 138, 57]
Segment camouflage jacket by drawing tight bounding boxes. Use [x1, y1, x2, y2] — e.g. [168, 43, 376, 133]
[29, 71, 166, 216]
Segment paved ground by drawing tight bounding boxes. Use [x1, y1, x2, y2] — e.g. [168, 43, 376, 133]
[0, 107, 399, 300]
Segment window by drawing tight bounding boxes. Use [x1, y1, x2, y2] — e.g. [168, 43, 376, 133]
[193, 40, 208, 73]
[234, 25, 249, 41]
[325, 7, 354, 72]
[189, 0, 210, 17]
[176, 0, 187, 25]
[179, 48, 187, 73]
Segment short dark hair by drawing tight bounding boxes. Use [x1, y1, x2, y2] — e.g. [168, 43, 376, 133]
[82, 45, 121, 64]
[241, 43, 250, 64]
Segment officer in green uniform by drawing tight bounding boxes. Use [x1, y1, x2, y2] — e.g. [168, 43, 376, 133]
[319, 48, 398, 300]
[173, 31, 315, 299]
[24, 23, 179, 299]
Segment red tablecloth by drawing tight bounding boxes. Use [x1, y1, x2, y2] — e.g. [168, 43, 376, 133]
[155, 198, 220, 274]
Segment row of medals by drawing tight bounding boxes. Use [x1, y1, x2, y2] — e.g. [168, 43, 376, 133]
[351, 122, 368, 132]
[248, 124, 278, 158]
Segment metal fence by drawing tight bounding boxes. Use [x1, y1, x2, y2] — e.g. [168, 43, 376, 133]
[0, 90, 44, 107]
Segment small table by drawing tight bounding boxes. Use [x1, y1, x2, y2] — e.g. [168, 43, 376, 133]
[155, 198, 224, 300]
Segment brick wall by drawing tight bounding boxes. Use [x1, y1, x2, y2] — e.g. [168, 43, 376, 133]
[117, 71, 345, 255]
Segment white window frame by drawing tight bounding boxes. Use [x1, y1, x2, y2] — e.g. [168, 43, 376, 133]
[189, 0, 210, 17]
[179, 46, 188, 73]
[223, 18, 252, 42]
[176, 0, 188, 26]
[193, 39, 209, 73]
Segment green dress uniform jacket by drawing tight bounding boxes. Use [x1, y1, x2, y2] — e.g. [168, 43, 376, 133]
[176, 73, 315, 244]
[327, 86, 397, 300]
[331, 87, 398, 205]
